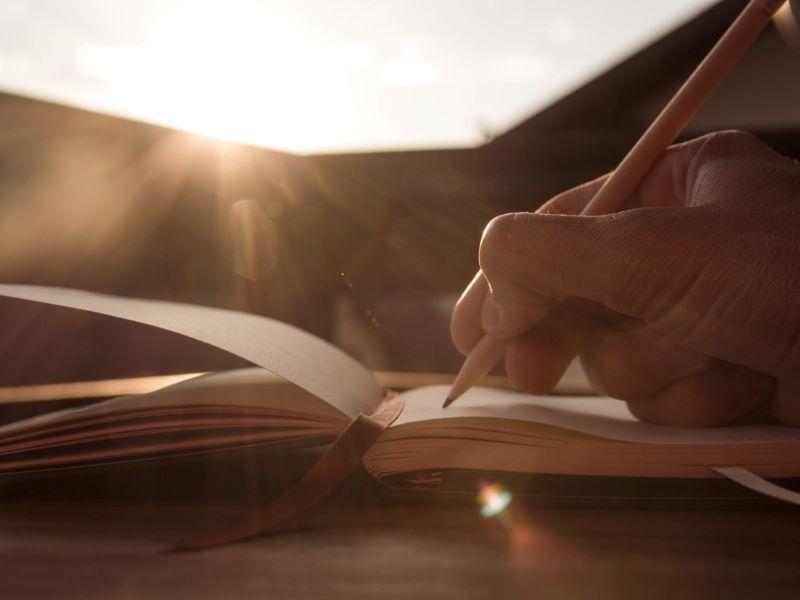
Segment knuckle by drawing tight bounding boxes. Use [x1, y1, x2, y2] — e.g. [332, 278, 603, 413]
[715, 129, 760, 145]
[694, 130, 766, 161]
[478, 212, 533, 275]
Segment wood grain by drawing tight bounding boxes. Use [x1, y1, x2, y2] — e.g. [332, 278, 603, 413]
[2, 493, 800, 599]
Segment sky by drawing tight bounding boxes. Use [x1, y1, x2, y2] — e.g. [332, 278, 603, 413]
[0, 0, 715, 154]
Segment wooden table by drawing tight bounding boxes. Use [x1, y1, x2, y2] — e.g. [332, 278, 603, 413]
[3, 479, 800, 599]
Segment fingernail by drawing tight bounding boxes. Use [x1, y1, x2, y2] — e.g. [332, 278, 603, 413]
[481, 294, 504, 335]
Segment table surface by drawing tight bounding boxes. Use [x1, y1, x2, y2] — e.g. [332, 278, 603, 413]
[3, 482, 800, 600]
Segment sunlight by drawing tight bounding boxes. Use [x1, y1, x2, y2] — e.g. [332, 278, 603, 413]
[1, 0, 721, 153]
[78, 1, 357, 151]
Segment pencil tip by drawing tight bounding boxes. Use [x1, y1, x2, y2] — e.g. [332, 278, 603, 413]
[442, 394, 458, 409]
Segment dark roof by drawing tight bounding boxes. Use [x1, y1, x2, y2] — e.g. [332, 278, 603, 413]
[489, 0, 749, 148]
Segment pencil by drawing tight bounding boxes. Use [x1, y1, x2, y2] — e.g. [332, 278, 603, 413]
[444, 0, 787, 408]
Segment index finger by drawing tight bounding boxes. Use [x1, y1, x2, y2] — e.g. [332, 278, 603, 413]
[538, 175, 608, 215]
[450, 270, 488, 355]
[452, 175, 609, 355]
[539, 135, 710, 216]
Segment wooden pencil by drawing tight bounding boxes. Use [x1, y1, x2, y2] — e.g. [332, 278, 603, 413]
[445, 0, 787, 407]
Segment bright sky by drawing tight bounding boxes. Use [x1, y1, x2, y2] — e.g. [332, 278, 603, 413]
[0, 0, 714, 154]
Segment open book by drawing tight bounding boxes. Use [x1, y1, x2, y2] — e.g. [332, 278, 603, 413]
[1, 284, 799, 542]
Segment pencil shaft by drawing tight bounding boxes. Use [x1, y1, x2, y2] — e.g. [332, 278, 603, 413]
[584, 0, 785, 216]
[444, 336, 505, 407]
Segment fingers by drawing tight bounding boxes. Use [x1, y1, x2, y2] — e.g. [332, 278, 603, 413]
[537, 131, 786, 216]
[504, 299, 598, 395]
[626, 363, 773, 427]
[580, 325, 712, 400]
[457, 132, 749, 346]
[451, 174, 619, 355]
[580, 325, 772, 426]
[450, 271, 487, 355]
[450, 271, 594, 395]
[537, 134, 711, 216]
[689, 130, 800, 209]
[478, 207, 709, 339]
[538, 176, 607, 215]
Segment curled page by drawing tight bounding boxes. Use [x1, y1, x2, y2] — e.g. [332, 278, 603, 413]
[0, 284, 383, 419]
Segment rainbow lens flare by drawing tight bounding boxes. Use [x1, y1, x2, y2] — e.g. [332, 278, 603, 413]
[477, 482, 513, 518]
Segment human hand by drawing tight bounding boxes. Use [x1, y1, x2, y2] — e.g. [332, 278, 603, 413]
[451, 131, 800, 426]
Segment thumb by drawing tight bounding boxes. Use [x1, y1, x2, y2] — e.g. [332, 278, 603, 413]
[478, 208, 708, 338]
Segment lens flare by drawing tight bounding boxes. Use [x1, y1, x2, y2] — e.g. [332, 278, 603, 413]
[229, 198, 279, 281]
[477, 482, 513, 518]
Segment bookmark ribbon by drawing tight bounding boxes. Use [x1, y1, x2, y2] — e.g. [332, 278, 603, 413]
[174, 393, 405, 550]
[712, 466, 800, 506]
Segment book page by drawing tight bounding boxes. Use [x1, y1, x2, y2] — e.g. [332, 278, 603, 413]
[0, 368, 346, 441]
[0, 285, 383, 419]
[395, 385, 800, 445]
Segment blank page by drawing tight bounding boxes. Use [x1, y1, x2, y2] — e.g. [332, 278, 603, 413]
[396, 385, 800, 445]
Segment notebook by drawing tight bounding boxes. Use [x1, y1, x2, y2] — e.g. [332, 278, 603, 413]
[1, 284, 798, 547]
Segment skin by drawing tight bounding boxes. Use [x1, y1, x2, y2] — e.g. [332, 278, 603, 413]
[451, 130, 800, 427]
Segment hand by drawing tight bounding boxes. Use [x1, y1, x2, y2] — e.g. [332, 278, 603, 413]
[451, 131, 800, 426]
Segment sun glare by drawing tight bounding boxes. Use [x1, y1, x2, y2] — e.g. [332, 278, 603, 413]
[33, 0, 717, 153]
[79, 2, 356, 151]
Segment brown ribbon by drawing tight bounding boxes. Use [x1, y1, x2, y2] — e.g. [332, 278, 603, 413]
[173, 393, 405, 550]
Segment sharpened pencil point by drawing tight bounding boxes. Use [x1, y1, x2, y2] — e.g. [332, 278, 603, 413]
[443, 394, 458, 409]
[447, 336, 506, 408]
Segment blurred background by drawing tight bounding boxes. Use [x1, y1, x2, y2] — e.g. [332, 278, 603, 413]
[0, 0, 798, 387]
